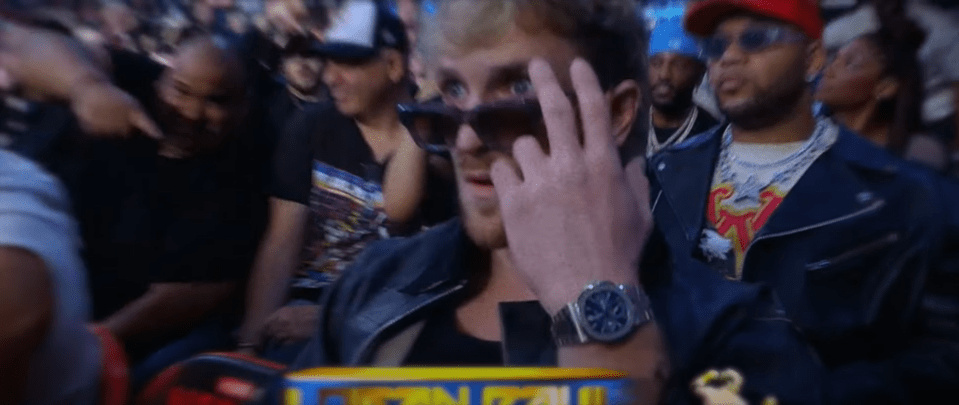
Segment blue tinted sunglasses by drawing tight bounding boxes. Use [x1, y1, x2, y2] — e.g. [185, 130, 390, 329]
[704, 26, 808, 59]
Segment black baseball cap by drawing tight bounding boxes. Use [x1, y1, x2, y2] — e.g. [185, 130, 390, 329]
[316, 0, 409, 60]
[283, 34, 324, 57]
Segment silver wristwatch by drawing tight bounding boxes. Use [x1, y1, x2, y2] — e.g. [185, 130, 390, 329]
[551, 281, 654, 346]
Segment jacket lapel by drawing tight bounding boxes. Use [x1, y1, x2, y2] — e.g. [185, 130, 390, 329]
[653, 129, 724, 242]
[370, 321, 428, 366]
[757, 132, 888, 239]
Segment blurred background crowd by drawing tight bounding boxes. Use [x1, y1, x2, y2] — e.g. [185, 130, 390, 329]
[2, 0, 959, 404]
[3, 0, 959, 171]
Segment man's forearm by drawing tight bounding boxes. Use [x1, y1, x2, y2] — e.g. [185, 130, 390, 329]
[104, 281, 238, 345]
[0, 21, 110, 102]
[237, 198, 309, 348]
[540, 270, 670, 405]
[557, 324, 670, 405]
[0, 248, 54, 403]
[237, 246, 301, 347]
[382, 136, 428, 227]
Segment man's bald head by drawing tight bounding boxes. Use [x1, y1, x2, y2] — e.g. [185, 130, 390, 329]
[156, 35, 249, 157]
[171, 35, 246, 95]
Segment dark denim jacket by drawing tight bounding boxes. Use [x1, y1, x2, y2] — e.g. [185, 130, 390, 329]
[648, 122, 959, 403]
[292, 220, 828, 404]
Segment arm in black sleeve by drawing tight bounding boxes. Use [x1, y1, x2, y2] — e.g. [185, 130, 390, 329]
[268, 105, 319, 205]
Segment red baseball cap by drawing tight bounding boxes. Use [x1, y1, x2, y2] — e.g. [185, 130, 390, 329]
[684, 0, 824, 40]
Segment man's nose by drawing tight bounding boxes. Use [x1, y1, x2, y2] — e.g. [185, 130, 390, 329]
[452, 98, 485, 153]
[323, 63, 342, 86]
[453, 123, 486, 154]
[177, 97, 204, 121]
[717, 39, 747, 66]
[651, 65, 670, 83]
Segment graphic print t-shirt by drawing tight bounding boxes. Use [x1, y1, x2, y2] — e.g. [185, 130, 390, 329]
[271, 103, 389, 296]
[706, 122, 838, 279]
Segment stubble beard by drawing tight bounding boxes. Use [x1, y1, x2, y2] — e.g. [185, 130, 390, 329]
[459, 194, 508, 251]
[652, 85, 697, 119]
[718, 67, 808, 131]
[289, 78, 321, 97]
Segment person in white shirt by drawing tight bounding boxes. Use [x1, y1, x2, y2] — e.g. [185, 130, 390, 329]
[0, 148, 101, 405]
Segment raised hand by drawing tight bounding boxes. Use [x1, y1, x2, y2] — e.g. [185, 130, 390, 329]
[70, 81, 163, 140]
[489, 58, 653, 314]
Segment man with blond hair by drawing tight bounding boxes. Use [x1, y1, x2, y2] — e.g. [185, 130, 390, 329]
[291, 1, 824, 403]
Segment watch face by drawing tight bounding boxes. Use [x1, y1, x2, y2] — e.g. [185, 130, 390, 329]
[580, 286, 634, 341]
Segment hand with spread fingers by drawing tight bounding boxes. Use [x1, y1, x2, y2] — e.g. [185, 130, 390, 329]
[70, 81, 163, 140]
[489, 58, 653, 315]
[0, 20, 162, 140]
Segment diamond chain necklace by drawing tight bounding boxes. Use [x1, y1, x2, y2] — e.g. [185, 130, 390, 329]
[717, 120, 830, 205]
[647, 107, 699, 158]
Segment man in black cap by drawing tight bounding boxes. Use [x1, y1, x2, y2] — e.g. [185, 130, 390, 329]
[265, 34, 327, 141]
[237, 0, 453, 363]
[280, 35, 325, 103]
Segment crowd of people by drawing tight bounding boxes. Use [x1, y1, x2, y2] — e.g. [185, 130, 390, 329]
[1, 0, 959, 404]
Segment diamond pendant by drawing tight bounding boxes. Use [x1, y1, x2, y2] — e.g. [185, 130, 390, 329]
[700, 229, 733, 262]
[733, 175, 766, 205]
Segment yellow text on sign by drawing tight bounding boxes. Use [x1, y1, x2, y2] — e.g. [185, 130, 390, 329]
[318, 386, 469, 405]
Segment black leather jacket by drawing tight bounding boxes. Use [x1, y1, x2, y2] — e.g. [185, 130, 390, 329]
[292, 220, 829, 404]
[648, 121, 959, 403]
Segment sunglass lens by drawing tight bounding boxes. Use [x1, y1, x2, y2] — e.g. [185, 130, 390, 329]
[739, 28, 772, 52]
[474, 104, 546, 152]
[400, 109, 460, 152]
[704, 37, 729, 59]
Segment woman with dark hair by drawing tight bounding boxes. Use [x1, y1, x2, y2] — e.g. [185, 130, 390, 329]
[816, 0, 948, 170]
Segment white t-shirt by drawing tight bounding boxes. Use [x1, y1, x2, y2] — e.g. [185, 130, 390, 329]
[705, 120, 840, 279]
[823, 1, 959, 122]
[0, 150, 100, 405]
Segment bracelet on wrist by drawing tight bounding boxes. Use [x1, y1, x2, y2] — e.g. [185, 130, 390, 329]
[237, 342, 258, 350]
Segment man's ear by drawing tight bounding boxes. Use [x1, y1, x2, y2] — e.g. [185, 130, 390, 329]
[0, 67, 13, 91]
[874, 77, 900, 101]
[0, 49, 20, 92]
[384, 49, 406, 85]
[606, 79, 641, 147]
[806, 39, 826, 80]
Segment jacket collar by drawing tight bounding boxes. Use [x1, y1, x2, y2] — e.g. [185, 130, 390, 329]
[756, 129, 894, 238]
[397, 219, 472, 295]
[349, 220, 470, 365]
[652, 126, 722, 242]
[370, 220, 557, 366]
[654, 120, 898, 243]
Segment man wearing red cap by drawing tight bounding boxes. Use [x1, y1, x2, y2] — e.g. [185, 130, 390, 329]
[649, 0, 959, 402]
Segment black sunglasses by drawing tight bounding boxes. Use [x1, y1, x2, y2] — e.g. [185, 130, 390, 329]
[704, 25, 808, 59]
[397, 99, 548, 154]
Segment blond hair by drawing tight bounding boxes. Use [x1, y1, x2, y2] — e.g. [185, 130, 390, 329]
[419, 0, 646, 90]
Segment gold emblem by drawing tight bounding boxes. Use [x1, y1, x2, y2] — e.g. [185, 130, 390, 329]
[692, 369, 779, 405]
